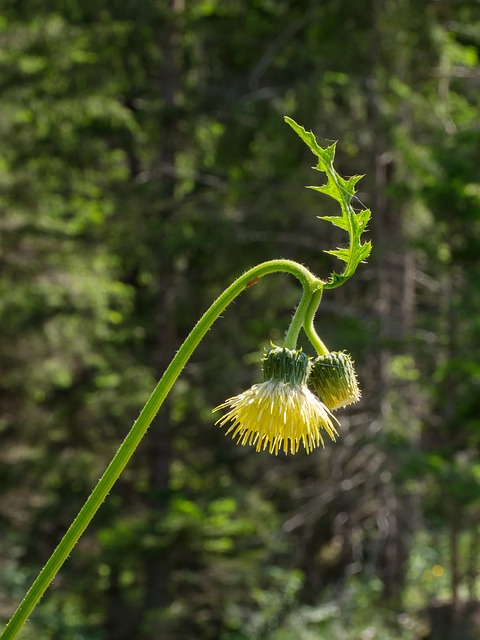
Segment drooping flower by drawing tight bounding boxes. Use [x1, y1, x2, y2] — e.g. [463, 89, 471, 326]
[309, 351, 361, 410]
[213, 346, 338, 455]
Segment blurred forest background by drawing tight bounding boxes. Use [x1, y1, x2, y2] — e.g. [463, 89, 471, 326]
[1, 1, 480, 639]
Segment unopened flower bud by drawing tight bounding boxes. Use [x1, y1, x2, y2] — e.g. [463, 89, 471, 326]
[309, 351, 361, 410]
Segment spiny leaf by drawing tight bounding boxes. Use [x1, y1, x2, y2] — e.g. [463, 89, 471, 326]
[308, 184, 344, 205]
[358, 240, 372, 261]
[285, 116, 372, 289]
[325, 248, 351, 263]
[319, 215, 350, 231]
[356, 208, 371, 227]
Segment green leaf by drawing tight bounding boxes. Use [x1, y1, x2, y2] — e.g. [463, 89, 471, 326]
[285, 116, 372, 288]
[318, 215, 350, 231]
[324, 248, 351, 263]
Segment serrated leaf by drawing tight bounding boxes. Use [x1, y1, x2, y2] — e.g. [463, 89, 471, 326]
[285, 116, 372, 289]
[345, 174, 363, 194]
[323, 143, 337, 164]
[356, 208, 371, 226]
[308, 184, 344, 204]
[318, 215, 350, 231]
[358, 241, 372, 261]
[285, 116, 336, 167]
[325, 248, 350, 263]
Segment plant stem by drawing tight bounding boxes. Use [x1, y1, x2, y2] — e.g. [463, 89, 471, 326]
[1, 259, 320, 640]
[303, 288, 329, 355]
[284, 290, 314, 349]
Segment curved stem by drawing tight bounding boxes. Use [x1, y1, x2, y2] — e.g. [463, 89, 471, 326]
[1, 259, 320, 640]
[303, 288, 329, 356]
[284, 289, 314, 349]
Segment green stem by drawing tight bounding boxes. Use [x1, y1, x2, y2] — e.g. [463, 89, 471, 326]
[303, 288, 329, 355]
[284, 289, 314, 349]
[1, 259, 320, 640]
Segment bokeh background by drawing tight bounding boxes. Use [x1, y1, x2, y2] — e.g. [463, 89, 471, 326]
[1, 1, 480, 638]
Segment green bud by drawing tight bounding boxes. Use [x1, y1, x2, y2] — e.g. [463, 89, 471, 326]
[309, 351, 360, 410]
[262, 346, 310, 386]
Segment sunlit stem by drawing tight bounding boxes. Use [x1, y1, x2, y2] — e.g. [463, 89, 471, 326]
[284, 290, 314, 349]
[0, 258, 320, 640]
[303, 288, 329, 356]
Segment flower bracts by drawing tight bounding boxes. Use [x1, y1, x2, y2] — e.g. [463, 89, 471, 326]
[309, 351, 361, 410]
[214, 346, 360, 455]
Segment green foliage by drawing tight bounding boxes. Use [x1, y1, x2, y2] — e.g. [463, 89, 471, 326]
[284, 117, 371, 289]
[1, 0, 480, 639]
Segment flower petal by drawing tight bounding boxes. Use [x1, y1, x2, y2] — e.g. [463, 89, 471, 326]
[214, 381, 338, 455]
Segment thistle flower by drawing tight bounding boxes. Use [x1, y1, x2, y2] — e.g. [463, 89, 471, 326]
[309, 351, 361, 410]
[213, 346, 338, 455]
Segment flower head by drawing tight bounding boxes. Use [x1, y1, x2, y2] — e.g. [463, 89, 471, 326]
[309, 351, 361, 410]
[213, 346, 338, 455]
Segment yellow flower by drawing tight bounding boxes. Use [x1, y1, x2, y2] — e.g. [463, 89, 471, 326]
[309, 351, 361, 410]
[214, 346, 338, 455]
